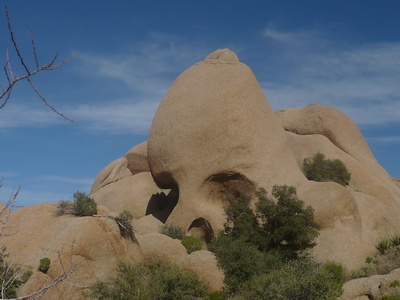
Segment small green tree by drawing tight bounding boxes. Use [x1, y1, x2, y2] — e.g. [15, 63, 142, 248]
[237, 258, 343, 300]
[303, 152, 351, 186]
[118, 210, 133, 222]
[87, 260, 208, 300]
[256, 186, 320, 258]
[38, 257, 51, 274]
[181, 236, 203, 253]
[161, 225, 185, 240]
[72, 191, 97, 216]
[0, 247, 21, 298]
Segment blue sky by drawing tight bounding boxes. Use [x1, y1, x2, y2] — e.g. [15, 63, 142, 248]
[0, 1, 399, 206]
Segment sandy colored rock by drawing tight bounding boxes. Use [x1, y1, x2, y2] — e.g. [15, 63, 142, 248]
[136, 232, 188, 265]
[91, 48, 400, 271]
[339, 268, 400, 300]
[2, 203, 143, 299]
[90, 157, 132, 194]
[394, 177, 400, 187]
[124, 141, 150, 175]
[91, 172, 165, 219]
[179, 250, 224, 292]
[133, 214, 163, 235]
[148, 48, 303, 235]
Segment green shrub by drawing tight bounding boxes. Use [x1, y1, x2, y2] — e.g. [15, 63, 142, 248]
[209, 235, 283, 295]
[181, 236, 203, 253]
[73, 191, 97, 216]
[38, 257, 51, 274]
[221, 186, 319, 259]
[208, 291, 225, 300]
[118, 210, 133, 222]
[56, 192, 98, 217]
[87, 260, 208, 300]
[380, 296, 400, 300]
[0, 247, 22, 298]
[56, 200, 74, 216]
[390, 280, 400, 287]
[237, 258, 343, 300]
[376, 237, 394, 255]
[256, 186, 320, 258]
[303, 152, 351, 186]
[349, 245, 400, 279]
[161, 225, 185, 240]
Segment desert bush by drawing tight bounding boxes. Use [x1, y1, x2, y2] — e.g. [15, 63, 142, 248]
[181, 236, 203, 253]
[256, 186, 320, 258]
[303, 152, 351, 186]
[390, 280, 400, 288]
[56, 191, 98, 217]
[161, 225, 185, 240]
[118, 210, 133, 222]
[0, 247, 21, 298]
[38, 257, 51, 274]
[209, 235, 283, 295]
[87, 260, 208, 300]
[380, 296, 400, 300]
[236, 258, 343, 300]
[55, 200, 74, 216]
[73, 191, 97, 216]
[349, 245, 400, 279]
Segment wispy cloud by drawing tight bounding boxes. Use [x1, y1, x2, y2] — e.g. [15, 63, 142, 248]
[366, 136, 400, 143]
[0, 104, 65, 129]
[34, 175, 94, 186]
[67, 99, 160, 135]
[261, 24, 400, 126]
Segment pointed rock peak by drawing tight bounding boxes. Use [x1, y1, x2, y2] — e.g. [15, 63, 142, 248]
[204, 48, 239, 64]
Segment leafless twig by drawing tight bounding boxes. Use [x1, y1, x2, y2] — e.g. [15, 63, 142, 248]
[0, 6, 76, 124]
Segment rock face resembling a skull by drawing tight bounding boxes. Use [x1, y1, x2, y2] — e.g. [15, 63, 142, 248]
[147, 49, 303, 240]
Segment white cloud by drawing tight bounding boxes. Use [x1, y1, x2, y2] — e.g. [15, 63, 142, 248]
[366, 136, 400, 143]
[0, 104, 65, 129]
[34, 175, 94, 186]
[68, 99, 160, 135]
[260, 25, 400, 126]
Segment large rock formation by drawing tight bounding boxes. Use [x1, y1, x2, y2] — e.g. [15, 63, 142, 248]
[90, 49, 400, 270]
[5, 48, 399, 298]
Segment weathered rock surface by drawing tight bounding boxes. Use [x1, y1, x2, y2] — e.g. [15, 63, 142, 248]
[2, 203, 143, 299]
[124, 141, 150, 175]
[91, 172, 165, 218]
[339, 268, 400, 300]
[394, 177, 400, 187]
[89, 48, 400, 270]
[147, 48, 303, 237]
[7, 48, 400, 298]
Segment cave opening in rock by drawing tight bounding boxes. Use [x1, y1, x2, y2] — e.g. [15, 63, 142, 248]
[187, 217, 214, 243]
[146, 189, 179, 223]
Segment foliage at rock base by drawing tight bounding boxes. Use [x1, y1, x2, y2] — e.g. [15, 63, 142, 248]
[303, 152, 351, 186]
[86, 260, 208, 300]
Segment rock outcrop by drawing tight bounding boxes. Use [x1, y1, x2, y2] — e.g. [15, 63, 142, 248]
[2, 203, 143, 299]
[89, 48, 400, 270]
[339, 268, 400, 300]
[5, 49, 400, 298]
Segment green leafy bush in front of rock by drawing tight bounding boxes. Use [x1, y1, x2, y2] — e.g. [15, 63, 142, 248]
[302, 152, 351, 186]
[56, 191, 97, 217]
[161, 225, 185, 240]
[236, 258, 343, 300]
[38, 257, 51, 274]
[181, 236, 203, 253]
[87, 260, 208, 300]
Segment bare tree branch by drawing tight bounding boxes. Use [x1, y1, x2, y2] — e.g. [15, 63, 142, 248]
[0, 6, 76, 124]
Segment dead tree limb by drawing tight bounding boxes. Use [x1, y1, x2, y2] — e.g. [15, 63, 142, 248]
[0, 6, 76, 124]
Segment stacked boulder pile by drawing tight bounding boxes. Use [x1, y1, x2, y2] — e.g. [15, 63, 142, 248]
[3, 49, 400, 299]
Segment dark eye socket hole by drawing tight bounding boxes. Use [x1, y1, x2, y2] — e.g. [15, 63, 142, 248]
[187, 217, 214, 243]
[146, 189, 179, 223]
